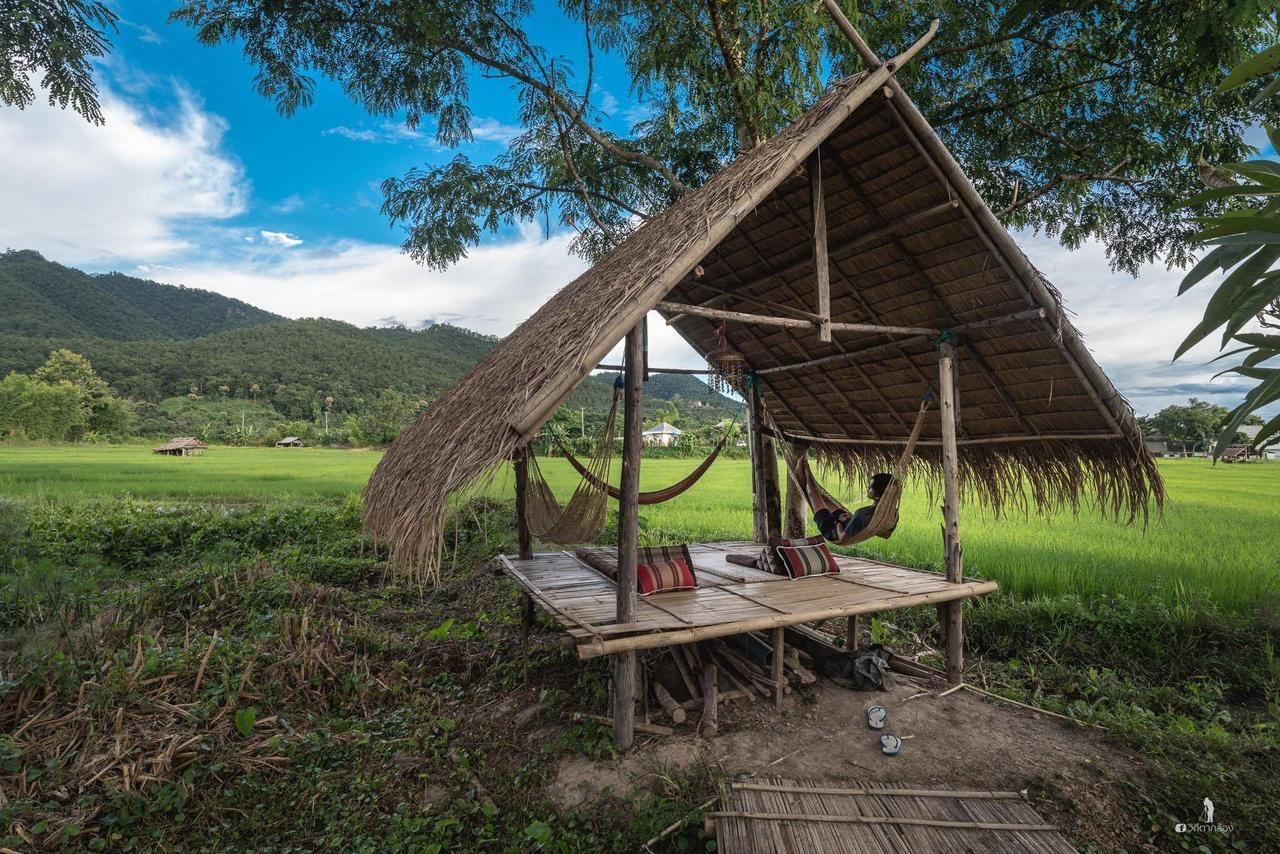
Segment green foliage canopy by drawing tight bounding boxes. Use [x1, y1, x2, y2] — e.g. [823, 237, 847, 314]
[172, 1, 1277, 273]
[0, 0, 116, 124]
[1176, 40, 1280, 458]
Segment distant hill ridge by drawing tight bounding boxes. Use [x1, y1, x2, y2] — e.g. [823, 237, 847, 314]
[0, 249, 281, 339]
[0, 250, 735, 421]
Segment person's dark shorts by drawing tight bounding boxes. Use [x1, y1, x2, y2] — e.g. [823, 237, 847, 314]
[814, 508, 849, 541]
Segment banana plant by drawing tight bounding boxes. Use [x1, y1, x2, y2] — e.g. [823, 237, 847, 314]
[1177, 45, 1280, 459]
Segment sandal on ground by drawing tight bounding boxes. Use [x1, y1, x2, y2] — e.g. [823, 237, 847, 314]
[879, 733, 902, 756]
[866, 705, 887, 730]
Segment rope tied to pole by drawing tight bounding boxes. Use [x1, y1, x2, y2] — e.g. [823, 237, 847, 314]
[935, 328, 958, 349]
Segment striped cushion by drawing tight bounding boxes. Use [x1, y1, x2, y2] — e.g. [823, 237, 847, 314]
[636, 557, 698, 595]
[637, 544, 692, 569]
[768, 535, 838, 579]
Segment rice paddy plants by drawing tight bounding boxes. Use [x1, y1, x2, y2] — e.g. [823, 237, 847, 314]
[2, 445, 1277, 611]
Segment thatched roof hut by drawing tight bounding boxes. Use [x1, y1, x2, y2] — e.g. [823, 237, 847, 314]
[364, 22, 1162, 583]
[153, 437, 207, 456]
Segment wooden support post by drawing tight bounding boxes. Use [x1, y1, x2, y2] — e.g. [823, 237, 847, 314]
[938, 341, 964, 685]
[845, 614, 860, 651]
[771, 627, 786, 710]
[701, 664, 719, 736]
[783, 442, 808, 538]
[613, 324, 644, 748]
[808, 148, 831, 343]
[513, 449, 533, 560]
[748, 382, 782, 543]
[520, 592, 534, 683]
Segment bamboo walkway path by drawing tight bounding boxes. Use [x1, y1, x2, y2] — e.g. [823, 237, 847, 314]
[499, 542, 997, 659]
[710, 777, 1076, 853]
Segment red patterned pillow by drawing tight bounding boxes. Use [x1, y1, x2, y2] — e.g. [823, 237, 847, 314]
[768, 535, 838, 579]
[637, 557, 698, 595]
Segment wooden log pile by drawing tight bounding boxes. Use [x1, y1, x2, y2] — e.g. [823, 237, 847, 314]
[641, 634, 817, 733]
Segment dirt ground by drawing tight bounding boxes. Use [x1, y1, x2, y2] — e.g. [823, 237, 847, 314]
[548, 674, 1146, 849]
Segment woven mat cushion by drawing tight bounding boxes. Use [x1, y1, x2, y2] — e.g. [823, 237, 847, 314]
[766, 535, 838, 579]
[637, 557, 698, 595]
[575, 545, 697, 592]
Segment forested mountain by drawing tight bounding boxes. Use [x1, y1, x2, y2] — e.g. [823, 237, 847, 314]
[0, 250, 280, 339]
[0, 319, 497, 417]
[0, 250, 736, 423]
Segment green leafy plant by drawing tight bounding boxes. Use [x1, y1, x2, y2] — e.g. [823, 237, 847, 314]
[1177, 45, 1280, 458]
[234, 706, 257, 738]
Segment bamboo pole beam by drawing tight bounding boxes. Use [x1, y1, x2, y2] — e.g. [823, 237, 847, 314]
[572, 713, 672, 737]
[747, 381, 782, 542]
[509, 32, 938, 439]
[754, 308, 1047, 376]
[513, 450, 533, 561]
[730, 782, 1024, 799]
[701, 664, 718, 736]
[821, 0, 882, 67]
[713, 197, 961, 303]
[657, 300, 938, 337]
[612, 324, 644, 748]
[783, 441, 808, 537]
[938, 340, 964, 686]
[595, 365, 710, 375]
[808, 147, 832, 343]
[780, 431, 1123, 446]
[879, 84, 1129, 438]
[519, 592, 534, 683]
[574, 581, 997, 659]
[771, 627, 786, 710]
[705, 812, 1058, 832]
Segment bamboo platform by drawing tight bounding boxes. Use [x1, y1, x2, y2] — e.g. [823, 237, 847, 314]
[499, 542, 997, 659]
[710, 777, 1077, 853]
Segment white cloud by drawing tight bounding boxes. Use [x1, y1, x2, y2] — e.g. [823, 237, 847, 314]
[470, 117, 522, 144]
[0, 81, 246, 263]
[139, 223, 589, 335]
[259, 230, 304, 247]
[272, 194, 306, 213]
[322, 125, 381, 143]
[1006, 233, 1262, 415]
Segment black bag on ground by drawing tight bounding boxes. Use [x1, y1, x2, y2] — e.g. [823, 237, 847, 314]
[816, 643, 894, 691]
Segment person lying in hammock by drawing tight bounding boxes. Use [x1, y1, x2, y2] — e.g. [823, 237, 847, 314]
[808, 472, 894, 542]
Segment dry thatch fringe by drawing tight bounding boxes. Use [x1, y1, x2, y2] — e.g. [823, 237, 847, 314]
[363, 75, 875, 584]
[812, 432, 1164, 526]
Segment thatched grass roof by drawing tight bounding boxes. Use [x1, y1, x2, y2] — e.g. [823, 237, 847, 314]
[153, 437, 207, 452]
[365, 51, 1162, 581]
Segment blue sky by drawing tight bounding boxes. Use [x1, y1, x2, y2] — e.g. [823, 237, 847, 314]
[0, 3, 1273, 417]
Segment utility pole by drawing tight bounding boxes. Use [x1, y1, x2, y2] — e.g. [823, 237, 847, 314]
[580, 407, 585, 439]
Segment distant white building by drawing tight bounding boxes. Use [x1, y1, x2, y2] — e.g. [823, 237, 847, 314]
[1240, 425, 1280, 459]
[642, 422, 682, 447]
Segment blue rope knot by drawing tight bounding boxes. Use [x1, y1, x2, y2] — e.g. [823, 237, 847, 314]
[935, 328, 958, 348]
[613, 374, 625, 390]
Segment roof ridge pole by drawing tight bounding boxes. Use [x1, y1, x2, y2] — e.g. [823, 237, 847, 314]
[612, 323, 643, 749]
[808, 145, 832, 343]
[938, 340, 964, 686]
[821, 0, 885, 68]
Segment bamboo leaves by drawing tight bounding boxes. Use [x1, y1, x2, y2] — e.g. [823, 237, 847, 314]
[1177, 45, 1280, 459]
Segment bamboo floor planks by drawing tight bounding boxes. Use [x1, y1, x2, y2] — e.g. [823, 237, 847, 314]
[499, 542, 997, 659]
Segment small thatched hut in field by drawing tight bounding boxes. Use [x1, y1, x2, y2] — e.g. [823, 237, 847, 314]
[153, 437, 207, 457]
[364, 9, 1162, 747]
[275, 436, 304, 448]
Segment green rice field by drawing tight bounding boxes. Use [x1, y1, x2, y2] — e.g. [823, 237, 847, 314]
[2, 444, 1277, 609]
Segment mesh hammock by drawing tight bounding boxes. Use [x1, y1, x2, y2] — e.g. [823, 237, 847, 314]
[524, 387, 622, 544]
[524, 390, 737, 544]
[552, 422, 733, 505]
[783, 395, 932, 546]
